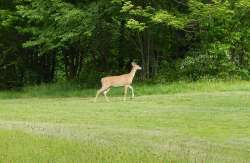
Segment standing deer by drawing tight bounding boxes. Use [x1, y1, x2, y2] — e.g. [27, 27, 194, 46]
[95, 62, 142, 102]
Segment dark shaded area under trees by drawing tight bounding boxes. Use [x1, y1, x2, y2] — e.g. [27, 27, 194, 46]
[0, 0, 249, 89]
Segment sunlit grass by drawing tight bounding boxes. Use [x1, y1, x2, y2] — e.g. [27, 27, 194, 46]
[0, 82, 250, 162]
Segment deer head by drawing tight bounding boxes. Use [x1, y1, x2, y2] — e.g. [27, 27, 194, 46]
[131, 62, 142, 70]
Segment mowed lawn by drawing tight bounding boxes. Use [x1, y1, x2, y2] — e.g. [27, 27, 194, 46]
[0, 84, 250, 162]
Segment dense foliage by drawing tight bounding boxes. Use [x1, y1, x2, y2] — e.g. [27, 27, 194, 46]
[0, 0, 249, 89]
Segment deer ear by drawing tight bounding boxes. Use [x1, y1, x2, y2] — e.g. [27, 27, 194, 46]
[131, 62, 136, 66]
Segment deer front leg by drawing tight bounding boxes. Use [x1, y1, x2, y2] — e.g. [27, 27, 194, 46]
[128, 85, 134, 99]
[123, 85, 128, 101]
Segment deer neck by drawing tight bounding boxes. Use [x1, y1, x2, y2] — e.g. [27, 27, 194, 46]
[129, 68, 137, 80]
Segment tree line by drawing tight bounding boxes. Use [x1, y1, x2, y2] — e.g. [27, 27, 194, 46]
[0, 0, 249, 89]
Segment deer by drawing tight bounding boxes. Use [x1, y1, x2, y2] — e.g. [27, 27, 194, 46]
[95, 62, 142, 102]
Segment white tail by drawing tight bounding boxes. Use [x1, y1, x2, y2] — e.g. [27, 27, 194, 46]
[95, 62, 142, 102]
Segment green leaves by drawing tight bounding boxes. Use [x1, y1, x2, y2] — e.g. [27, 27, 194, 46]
[126, 18, 146, 31]
[121, 1, 134, 12]
[152, 10, 186, 29]
[0, 10, 17, 28]
[237, 0, 250, 8]
[16, 0, 95, 53]
[120, 0, 186, 32]
[1, 0, 250, 85]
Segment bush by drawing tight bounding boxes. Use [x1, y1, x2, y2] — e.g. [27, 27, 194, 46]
[180, 43, 239, 80]
[155, 60, 182, 83]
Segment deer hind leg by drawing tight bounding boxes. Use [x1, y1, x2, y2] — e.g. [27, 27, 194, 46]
[95, 86, 109, 102]
[123, 85, 129, 101]
[103, 88, 110, 102]
[128, 85, 134, 99]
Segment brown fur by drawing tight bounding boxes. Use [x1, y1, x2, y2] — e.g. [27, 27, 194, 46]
[95, 62, 142, 102]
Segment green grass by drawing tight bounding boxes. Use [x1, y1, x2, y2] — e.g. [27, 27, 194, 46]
[0, 81, 250, 162]
[0, 80, 250, 99]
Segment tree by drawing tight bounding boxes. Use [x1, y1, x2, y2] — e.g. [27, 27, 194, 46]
[0, 0, 249, 89]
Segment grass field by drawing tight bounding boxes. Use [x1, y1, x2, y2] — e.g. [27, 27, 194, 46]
[0, 81, 250, 162]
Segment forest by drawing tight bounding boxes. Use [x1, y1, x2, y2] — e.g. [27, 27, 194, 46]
[0, 0, 250, 89]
